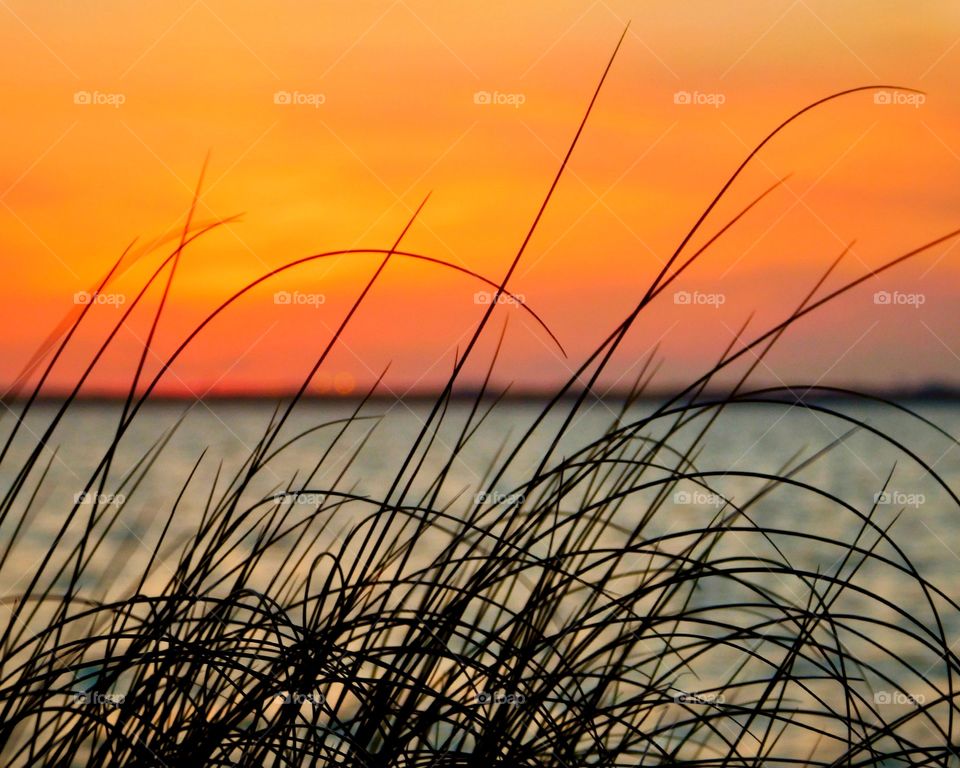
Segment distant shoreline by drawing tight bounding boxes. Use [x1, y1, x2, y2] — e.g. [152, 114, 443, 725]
[5, 385, 959, 406]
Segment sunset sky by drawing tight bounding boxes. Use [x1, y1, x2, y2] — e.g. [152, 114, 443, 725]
[2, 1, 959, 396]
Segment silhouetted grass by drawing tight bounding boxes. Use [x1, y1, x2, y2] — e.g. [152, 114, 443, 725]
[0, 28, 959, 767]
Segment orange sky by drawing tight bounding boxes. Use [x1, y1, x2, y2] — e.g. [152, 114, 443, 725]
[2, 1, 959, 396]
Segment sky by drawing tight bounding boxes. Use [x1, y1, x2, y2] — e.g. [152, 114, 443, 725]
[1, 1, 959, 397]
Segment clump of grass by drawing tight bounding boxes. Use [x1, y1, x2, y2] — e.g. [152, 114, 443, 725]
[0, 29, 959, 767]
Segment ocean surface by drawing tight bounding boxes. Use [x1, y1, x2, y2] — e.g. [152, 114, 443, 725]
[4, 397, 959, 597]
[5, 398, 958, 545]
[2, 397, 959, 758]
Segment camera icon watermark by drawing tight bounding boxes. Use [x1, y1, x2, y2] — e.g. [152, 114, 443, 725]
[274, 290, 326, 308]
[73, 90, 126, 108]
[473, 90, 526, 108]
[873, 91, 925, 108]
[873, 290, 925, 308]
[673, 290, 725, 308]
[273, 90, 326, 108]
[74, 290, 126, 308]
[673, 90, 726, 108]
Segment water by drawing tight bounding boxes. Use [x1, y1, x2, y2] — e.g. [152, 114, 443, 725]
[2, 397, 959, 762]
[3, 397, 959, 600]
[6, 398, 957, 553]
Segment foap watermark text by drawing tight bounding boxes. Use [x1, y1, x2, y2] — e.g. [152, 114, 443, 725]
[475, 491, 524, 506]
[874, 490, 925, 509]
[673, 90, 725, 108]
[74, 291, 126, 308]
[873, 290, 925, 308]
[473, 90, 526, 108]
[674, 290, 725, 308]
[275, 290, 326, 308]
[74, 90, 125, 108]
[274, 90, 325, 108]
[873, 91, 925, 108]
[674, 490, 725, 508]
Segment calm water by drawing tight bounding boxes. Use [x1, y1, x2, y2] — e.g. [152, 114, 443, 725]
[3, 398, 959, 582]
[2, 397, 959, 759]
[3, 397, 958, 619]
[4, 398, 958, 551]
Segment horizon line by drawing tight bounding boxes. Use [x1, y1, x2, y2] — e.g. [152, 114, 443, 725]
[4, 382, 960, 405]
